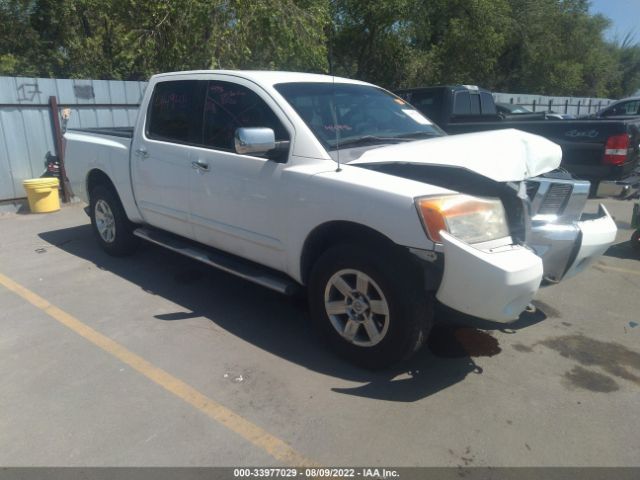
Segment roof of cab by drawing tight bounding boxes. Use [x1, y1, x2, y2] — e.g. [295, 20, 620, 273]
[150, 70, 370, 87]
[396, 85, 491, 93]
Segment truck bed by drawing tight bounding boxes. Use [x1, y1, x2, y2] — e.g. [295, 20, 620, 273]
[63, 127, 135, 213]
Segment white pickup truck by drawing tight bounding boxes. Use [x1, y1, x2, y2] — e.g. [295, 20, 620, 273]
[64, 70, 617, 368]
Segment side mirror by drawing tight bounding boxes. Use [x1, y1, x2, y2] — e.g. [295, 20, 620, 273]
[235, 127, 276, 155]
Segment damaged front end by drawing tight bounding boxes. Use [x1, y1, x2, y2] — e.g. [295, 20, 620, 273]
[357, 162, 617, 320]
[361, 162, 616, 283]
[362, 163, 543, 321]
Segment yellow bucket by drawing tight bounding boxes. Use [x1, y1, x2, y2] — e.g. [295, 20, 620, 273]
[22, 177, 61, 213]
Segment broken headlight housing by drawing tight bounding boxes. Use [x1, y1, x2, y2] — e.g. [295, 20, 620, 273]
[415, 194, 510, 244]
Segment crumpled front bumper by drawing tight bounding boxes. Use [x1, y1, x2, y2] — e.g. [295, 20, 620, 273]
[419, 204, 615, 323]
[528, 204, 617, 282]
[435, 231, 543, 322]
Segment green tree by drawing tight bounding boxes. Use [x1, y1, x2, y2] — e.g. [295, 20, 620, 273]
[494, 0, 620, 96]
[0, 0, 329, 79]
[1, 0, 639, 98]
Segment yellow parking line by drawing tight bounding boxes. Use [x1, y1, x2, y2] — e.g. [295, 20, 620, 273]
[595, 264, 640, 276]
[0, 271, 316, 467]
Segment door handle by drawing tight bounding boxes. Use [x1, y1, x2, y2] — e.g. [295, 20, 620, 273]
[191, 160, 209, 171]
[134, 148, 149, 159]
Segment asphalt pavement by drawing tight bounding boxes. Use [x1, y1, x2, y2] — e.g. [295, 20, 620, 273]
[0, 197, 638, 467]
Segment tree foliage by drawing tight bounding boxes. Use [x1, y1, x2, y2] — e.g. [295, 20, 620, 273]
[1, 0, 639, 97]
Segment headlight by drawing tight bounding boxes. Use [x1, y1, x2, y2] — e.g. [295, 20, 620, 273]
[415, 194, 510, 244]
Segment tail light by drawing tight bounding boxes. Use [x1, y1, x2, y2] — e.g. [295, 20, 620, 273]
[604, 134, 630, 166]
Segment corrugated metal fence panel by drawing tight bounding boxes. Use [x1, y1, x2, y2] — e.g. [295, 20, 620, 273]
[0, 78, 19, 199]
[0, 76, 146, 201]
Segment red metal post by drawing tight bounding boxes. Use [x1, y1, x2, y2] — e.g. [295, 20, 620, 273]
[48, 95, 70, 202]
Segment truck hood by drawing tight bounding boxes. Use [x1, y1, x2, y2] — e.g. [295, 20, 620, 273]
[349, 129, 562, 182]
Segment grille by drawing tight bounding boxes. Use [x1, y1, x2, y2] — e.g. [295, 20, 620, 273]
[538, 183, 573, 215]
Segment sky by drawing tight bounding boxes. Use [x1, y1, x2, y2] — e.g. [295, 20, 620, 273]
[590, 0, 640, 43]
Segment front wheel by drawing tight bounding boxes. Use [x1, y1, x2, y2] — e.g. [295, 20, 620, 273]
[89, 185, 139, 256]
[308, 244, 433, 369]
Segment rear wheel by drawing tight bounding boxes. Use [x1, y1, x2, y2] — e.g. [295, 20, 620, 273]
[308, 244, 433, 369]
[89, 185, 139, 256]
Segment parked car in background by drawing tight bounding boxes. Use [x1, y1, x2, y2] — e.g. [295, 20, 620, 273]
[585, 96, 640, 119]
[397, 85, 640, 195]
[64, 71, 617, 368]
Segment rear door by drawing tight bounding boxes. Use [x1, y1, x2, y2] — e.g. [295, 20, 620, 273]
[131, 79, 206, 237]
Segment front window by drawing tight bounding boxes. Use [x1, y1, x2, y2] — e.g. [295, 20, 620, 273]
[202, 81, 289, 151]
[274, 82, 443, 151]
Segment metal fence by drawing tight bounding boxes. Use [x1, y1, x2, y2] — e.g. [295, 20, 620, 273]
[492, 92, 613, 116]
[0, 76, 146, 202]
[0, 75, 620, 202]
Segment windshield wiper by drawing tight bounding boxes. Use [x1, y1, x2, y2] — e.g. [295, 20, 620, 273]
[334, 135, 414, 149]
[394, 131, 440, 139]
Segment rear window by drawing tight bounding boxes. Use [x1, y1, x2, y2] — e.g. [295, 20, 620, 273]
[480, 93, 497, 114]
[470, 94, 481, 114]
[453, 91, 471, 115]
[147, 80, 206, 144]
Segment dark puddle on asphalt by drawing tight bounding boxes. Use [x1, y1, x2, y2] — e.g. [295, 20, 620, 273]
[428, 326, 501, 358]
[564, 366, 619, 393]
[516, 334, 640, 393]
[541, 334, 640, 387]
[512, 343, 533, 353]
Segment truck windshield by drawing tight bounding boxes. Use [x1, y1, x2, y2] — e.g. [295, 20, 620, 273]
[274, 82, 443, 151]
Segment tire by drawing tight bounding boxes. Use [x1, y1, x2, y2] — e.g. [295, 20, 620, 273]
[308, 243, 433, 370]
[631, 230, 640, 252]
[588, 180, 600, 198]
[89, 185, 139, 256]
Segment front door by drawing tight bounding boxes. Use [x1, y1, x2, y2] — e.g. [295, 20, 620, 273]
[188, 79, 293, 270]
